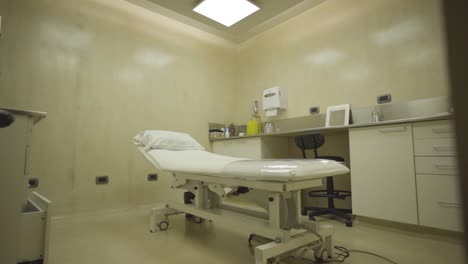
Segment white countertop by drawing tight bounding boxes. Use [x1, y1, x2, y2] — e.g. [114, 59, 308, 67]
[210, 113, 452, 141]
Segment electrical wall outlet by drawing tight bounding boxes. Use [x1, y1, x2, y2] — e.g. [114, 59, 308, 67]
[309, 106, 320, 114]
[147, 173, 158, 181]
[95, 176, 109, 185]
[28, 177, 39, 188]
[377, 94, 392, 104]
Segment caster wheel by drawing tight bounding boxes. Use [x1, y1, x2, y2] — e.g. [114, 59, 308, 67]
[194, 216, 204, 224]
[267, 257, 280, 264]
[346, 219, 353, 227]
[314, 248, 329, 262]
[158, 220, 169, 231]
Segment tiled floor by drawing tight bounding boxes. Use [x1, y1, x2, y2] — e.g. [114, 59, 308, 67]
[46, 207, 465, 264]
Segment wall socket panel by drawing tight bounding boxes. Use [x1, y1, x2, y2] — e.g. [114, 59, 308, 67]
[96, 176, 109, 185]
[309, 106, 320, 114]
[377, 94, 392, 104]
[147, 173, 158, 181]
[28, 177, 39, 188]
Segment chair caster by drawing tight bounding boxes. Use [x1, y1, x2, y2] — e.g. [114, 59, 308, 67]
[345, 219, 353, 227]
[158, 220, 169, 231]
[194, 216, 204, 224]
[185, 213, 194, 219]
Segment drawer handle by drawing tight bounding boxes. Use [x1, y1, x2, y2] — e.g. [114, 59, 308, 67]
[378, 127, 406, 133]
[433, 146, 455, 152]
[432, 128, 453, 134]
[438, 201, 462, 208]
[434, 164, 457, 170]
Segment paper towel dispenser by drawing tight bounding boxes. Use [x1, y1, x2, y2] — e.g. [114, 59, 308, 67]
[263, 86, 287, 117]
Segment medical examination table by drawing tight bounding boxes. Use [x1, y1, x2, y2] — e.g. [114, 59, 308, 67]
[136, 133, 349, 264]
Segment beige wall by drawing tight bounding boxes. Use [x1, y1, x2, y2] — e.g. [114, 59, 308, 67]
[234, 0, 449, 124]
[0, 0, 450, 215]
[0, 0, 237, 214]
[233, 0, 449, 209]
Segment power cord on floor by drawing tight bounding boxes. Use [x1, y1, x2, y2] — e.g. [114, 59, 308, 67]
[300, 245, 399, 264]
[348, 249, 398, 264]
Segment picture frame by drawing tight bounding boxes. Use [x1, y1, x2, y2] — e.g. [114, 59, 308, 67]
[325, 104, 351, 127]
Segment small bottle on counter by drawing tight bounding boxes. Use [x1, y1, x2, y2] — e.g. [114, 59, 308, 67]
[224, 124, 230, 138]
[264, 122, 274, 134]
[371, 109, 383, 123]
[229, 123, 236, 137]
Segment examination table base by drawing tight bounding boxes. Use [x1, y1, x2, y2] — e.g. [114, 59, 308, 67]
[148, 173, 335, 264]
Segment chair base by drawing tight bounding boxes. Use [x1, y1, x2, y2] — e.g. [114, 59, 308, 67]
[303, 206, 353, 227]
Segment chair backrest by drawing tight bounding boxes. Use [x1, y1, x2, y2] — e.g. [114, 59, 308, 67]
[294, 134, 325, 159]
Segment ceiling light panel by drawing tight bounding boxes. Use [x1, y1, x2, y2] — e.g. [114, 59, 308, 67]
[193, 0, 260, 27]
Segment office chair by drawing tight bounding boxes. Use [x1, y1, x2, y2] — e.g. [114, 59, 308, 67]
[295, 133, 353, 227]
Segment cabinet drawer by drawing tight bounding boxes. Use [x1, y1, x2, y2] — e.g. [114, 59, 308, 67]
[416, 174, 463, 232]
[414, 138, 456, 157]
[212, 137, 261, 159]
[413, 120, 455, 140]
[415, 157, 458, 175]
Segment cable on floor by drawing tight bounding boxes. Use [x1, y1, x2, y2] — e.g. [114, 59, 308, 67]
[348, 249, 398, 264]
[300, 245, 399, 264]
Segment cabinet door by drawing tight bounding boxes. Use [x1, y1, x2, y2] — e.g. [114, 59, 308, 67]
[349, 124, 418, 224]
[212, 137, 261, 159]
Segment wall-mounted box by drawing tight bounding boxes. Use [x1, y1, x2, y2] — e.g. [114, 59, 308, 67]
[263, 86, 287, 117]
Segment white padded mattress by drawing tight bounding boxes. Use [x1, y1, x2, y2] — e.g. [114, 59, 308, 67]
[140, 148, 349, 182]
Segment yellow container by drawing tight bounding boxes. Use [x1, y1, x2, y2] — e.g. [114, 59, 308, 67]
[246, 117, 260, 135]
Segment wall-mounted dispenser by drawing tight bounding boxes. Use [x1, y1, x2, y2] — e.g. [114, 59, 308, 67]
[263, 86, 287, 117]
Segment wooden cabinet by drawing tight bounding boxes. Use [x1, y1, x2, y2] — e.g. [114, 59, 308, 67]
[211, 136, 289, 159]
[414, 120, 461, 231]
[349, 124, 418, 224]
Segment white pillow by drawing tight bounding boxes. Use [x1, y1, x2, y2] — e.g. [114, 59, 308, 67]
[133, 130, 205, 151]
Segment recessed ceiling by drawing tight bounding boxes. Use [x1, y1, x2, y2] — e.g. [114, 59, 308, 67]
[126, 0, 325, 43]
